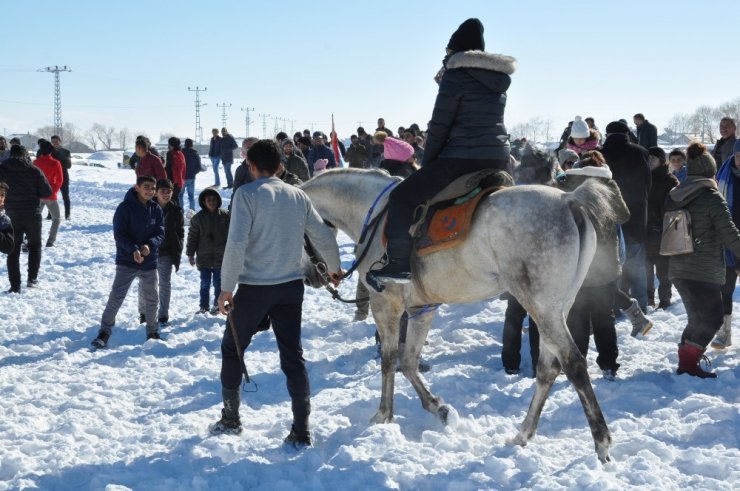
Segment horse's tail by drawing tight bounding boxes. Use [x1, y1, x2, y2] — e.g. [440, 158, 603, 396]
[563, 179, 623, 292]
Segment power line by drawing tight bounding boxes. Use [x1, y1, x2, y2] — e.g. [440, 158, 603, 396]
[188, 86, 207, 143]
[38, 65, 71, 137]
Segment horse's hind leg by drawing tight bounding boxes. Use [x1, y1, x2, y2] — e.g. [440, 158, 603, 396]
[509, 344, 561, 446]
[515, 313, 612, 462]
[398, 308, 450, 424]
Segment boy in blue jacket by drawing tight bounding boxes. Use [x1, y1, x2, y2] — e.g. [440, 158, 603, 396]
[92, 175, 165, 348]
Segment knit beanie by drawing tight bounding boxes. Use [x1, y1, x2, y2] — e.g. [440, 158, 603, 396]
[605, 121, 630, 135]
[383, 137, 415, 162]
[447, 18, 485, 52]
[686, 144, 717, 178]
[648, 146, 666, 163]
[557, 148, 579, 165]
[570, 116, 589, 139]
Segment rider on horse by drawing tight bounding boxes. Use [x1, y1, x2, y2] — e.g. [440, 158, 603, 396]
[366, 18, 517, 289]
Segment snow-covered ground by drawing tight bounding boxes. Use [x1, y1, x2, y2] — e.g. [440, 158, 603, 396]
[0, 166, 737, 491]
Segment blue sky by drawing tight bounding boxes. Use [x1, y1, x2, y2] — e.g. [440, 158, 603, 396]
[1, 0, 737, 143]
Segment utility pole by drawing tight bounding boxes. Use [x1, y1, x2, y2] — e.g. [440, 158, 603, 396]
[216, 103, 232, 128]
[240, 107, 254, 138]
[260, 113, 270, 139]
[188, 86, 207, 143]
[38, 65, 71, 138]
[272, 116, 281, 137]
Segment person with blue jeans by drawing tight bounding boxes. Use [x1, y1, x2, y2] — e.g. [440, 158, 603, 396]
[186, 188, 229, 314]
[209, 128, 222, 187]
[220, 128, 238, 189]
[182, 138, 202, 211]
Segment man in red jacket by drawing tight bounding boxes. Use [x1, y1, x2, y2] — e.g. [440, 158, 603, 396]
[134, 140, 166, 180]
[166, 137, 186, 207]
[34, 140, 63, 247]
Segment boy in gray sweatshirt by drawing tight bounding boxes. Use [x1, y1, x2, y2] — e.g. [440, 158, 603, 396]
[208, 140, 341, 447]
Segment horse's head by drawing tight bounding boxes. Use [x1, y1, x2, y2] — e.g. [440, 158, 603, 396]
[514, 148, 558, 185]
[301, 223, 339, 289]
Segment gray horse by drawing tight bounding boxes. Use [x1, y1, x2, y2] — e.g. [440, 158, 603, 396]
[301, 168, 623, 462]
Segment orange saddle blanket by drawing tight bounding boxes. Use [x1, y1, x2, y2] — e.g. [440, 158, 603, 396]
[414, 187, 497, 256]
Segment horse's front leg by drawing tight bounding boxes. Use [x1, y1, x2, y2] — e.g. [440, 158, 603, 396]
[399, 307, 451, 424]
[369, 291, 403, 424]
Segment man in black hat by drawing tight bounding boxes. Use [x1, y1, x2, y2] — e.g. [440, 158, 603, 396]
[601, 121, 652, 310]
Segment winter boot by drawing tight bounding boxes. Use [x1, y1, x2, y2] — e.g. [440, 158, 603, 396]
[209, 387, 242, 435]
[283, 424, 312, 449]
[365, 238, 413, 292]
[623, 298, 653, 337]
[677, 342, 717, 378]
[91, 331, 110, 349]
[711, 314, 732, 349]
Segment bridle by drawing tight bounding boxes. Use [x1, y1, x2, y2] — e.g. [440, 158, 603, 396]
[304, 180, 398, 303]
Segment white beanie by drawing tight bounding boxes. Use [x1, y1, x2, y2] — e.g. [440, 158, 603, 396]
[570, 116, 590, 139]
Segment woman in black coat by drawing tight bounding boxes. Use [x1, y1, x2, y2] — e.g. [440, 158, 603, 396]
[367, 18, 516, 288]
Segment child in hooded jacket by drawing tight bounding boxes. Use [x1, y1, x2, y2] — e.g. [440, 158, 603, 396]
[187, 188, 230, 314]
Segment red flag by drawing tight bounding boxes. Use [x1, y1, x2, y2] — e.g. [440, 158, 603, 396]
[331, 114, 342, 168]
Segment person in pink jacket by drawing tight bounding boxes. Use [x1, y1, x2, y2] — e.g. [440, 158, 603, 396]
[34, 140, 63, 247]
[566, 116, 600, 156]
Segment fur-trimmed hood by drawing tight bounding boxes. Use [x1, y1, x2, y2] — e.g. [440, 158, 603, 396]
[566, 165, 612, 180]
[446, 50, 517, 75]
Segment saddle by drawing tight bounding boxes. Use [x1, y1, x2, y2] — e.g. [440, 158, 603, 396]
[409, 169, 513, 256]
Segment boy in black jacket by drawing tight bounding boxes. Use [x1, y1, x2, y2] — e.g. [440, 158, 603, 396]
[92, 175, 164, 348]
[138, 179, 184, 326]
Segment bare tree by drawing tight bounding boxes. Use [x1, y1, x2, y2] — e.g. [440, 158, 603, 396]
[61, 122, 78, 144]
[117, 127, 131, 150]
[85, 129, 99, 151]
[691, 105, 716, 143]
[91, 123, 116, 150]
[665, 113, 693, 144]
[35, 125, 55, 140]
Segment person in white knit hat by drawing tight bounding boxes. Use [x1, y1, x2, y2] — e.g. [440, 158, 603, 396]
[566, 116, 600, 156]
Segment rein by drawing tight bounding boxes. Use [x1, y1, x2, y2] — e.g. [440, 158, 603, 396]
[305, 180, 398, 303]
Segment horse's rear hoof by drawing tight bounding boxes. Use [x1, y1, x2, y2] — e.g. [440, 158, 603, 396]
[437, 405, 459, 428]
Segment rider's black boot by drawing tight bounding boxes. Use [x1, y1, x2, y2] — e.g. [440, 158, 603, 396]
[366, 238, 413, 292]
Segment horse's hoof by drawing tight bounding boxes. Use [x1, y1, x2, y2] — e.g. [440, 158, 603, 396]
[596, 444, 612, 463]
[506, 433, 529, 447]
[438, 406, 449, 425]
[370, 411, 392, 424]
[438, 405, 459, 429]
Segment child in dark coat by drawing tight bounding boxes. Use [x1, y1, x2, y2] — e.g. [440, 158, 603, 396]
[186, 188, 230, 314]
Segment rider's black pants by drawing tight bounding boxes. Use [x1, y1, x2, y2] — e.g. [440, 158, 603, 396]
[385, 157, 510, 243]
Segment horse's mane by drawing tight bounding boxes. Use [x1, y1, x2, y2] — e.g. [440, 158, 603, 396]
[300, 168, 401, 193]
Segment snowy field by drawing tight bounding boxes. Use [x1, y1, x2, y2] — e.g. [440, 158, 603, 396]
[0, 165, 738, 491]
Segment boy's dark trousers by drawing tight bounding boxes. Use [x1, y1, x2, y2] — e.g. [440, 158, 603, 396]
[221, 280, 309, 433]
[6, 211, 42, 291]
[567, 282, 619, 372]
